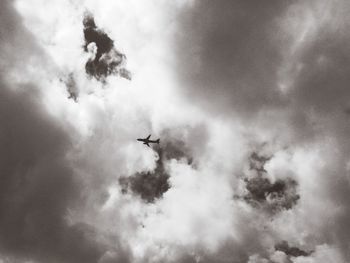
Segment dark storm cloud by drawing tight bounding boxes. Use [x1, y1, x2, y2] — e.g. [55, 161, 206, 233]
[243, 176, 300, 213]
[176, 2, 350, 258]
[249, 152, 272, 174]
[175, 0, 291, 116]
[287, 18, 350, 147]
[119, 147, 171, 203]
[83, 12, 131, 82]
[160, 138, 193, 165]
[175, 0, 350, 142]
[240, 153, 299, 213]
[176, 0, 350, 139]
[0, 2, 130, 262]
[119, 131, 199, 203]
[275, 241, 311, 258]
[291, 27, 350, 115]
[0, 82, 105, 263]
[158, 125, 208, 167]
[281, 6, 350, 258]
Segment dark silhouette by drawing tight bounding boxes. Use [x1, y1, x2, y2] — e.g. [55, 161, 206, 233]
[137, 134, 160, 147]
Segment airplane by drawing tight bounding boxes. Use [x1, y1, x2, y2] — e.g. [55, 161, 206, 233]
[137, 134, 160, 147]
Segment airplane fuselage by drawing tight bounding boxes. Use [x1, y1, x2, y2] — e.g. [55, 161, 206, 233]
[137, 135, 160, 147]
[137, 139, 159, 143]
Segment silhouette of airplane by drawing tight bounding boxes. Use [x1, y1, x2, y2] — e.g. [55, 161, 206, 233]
[137, 134, 160, 147]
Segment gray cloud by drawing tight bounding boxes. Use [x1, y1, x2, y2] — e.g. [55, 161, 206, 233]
[4, 0, 350, 262]
[0, 0, 44, 73]
[174, 0, 350, 261]
[175, 0, 291, 117]
[241, 152, 300, 213]
[0, 81, 105, 263]
[118, 127, 206, 203]
[62, 73, 79, 102]
[249, 152, 272, 174]
[119, 147, 171, 203]
[118, 140, 189, 204]
[275, 241, 311, 258]
[83, 12, 131, 82]
[175, 0, 350, 140]
[0, 2, 129, 262]
[243, 176, 300, 213]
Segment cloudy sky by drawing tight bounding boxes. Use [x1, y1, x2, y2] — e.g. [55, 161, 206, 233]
[1, 0, 350, 262]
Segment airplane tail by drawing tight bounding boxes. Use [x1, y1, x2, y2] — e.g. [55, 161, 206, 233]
[156, 139, 160, 144]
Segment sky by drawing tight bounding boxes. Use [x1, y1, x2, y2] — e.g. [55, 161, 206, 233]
[1, 0, 350, 262]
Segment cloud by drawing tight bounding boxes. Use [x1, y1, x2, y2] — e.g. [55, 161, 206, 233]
[62, 73, 79, 102]
[173, 0, 350, 261]
[0, 2, 130, 262]
[119, 147, 171, 203]
[275, 241, 311, 258]
[175, 0, 350, 145]
[2, 0, 350, 262]
[175, 0, 292, 117]
[0, 80, 108, 263]
[243, 176, 300, 213]
[83, 12, 131, 82]
[118, 130, 199, 204]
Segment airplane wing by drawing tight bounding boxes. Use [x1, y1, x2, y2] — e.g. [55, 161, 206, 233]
[146, 134, 151, 140]
[143, 142, 150, 147]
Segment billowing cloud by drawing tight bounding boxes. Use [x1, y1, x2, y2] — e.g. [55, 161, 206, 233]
[275, 241, 311, 258]
[174, 0, 350, 261]
[0, 78, 111, 262]
[83, 12, 131, 82]
[1, 0, 350, 262]
[119, 147, 171, 203]
[237, 152, 300, 214]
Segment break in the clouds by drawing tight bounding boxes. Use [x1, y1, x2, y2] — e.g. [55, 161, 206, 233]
[1, 0, 350, 262]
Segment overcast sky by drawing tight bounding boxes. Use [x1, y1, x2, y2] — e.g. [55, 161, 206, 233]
[1, 0, 350, 262]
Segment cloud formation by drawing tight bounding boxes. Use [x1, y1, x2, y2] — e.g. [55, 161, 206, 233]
[119, 147, 171, 203]
[83, 12, 131, 82]
[0, 78, 108, 263]
[1, 0, 350, 262]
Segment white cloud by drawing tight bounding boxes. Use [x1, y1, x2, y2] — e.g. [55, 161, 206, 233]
[4, 0, 350, 262]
